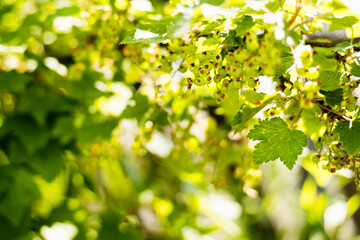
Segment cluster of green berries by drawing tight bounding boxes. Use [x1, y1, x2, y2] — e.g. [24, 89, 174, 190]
[340, 79, 359, 112]
[157, 31, 281, 104]
[313, 133, 349, 173]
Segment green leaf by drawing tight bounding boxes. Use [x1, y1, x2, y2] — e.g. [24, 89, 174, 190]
[276, 44, 294, 76]
[240, 90, 267, 106]
[232, 94, 275, 133]
[327, 16, 359, 31]
[121, 14, 190, 44]
[313, 54, 337, 71]
[0, 150, 9, 166]
[121, 22, 168, 44]
[265, 0, 281, 12]
[8, 142, 64, 181]
[231, 111, 242, 127]
[332, 42, 352, 52]
[0, 169, 40, 225]
[121, 94, 151, 122]
[223, 29, 243, 46]
[29, 143, 64, 181]
[318, 71, 342, 91]
[18, 87, 74, 124]
[350, 62, 360, 77]
[52, 116, 76, 144]
[234, 15, 255, 37]
[166, 13, 191, 39]
[334, 119, 360, 155]
[200, 0, 224, 5]
[301, 106, 324, 136]
[67, 70, 104, 103]
[0, 116, 49, 153]
[247, 117, 308, 170]
[201, 21, 223, 35]
[55, 6, 80, 16]
[0, 71, 31, 92]
[286, 30, 302, 45]
[320, 89, 343, 106]
[78, 117, 118, 144]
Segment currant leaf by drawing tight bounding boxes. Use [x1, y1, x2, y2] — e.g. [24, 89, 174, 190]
[350, 62, 360, 77]
[232, 94, 276, 133]
[327, 16, 359, 31]
[234, 15, 255, 37]
[320, 89, 343, 106]
[334, 119, 360, 155]
[247, 117, 308, 170]
[318, 71, 342, 91]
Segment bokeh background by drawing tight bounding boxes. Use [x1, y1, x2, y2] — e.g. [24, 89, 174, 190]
[0, 0, 360, 239]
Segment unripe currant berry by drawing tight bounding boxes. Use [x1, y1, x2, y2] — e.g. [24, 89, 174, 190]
[263, 63, 275, 76]
[346, 103, 356, 111]
[352, 80, 360, 88]
[267, 108, 276, 116]
[304, 67, 319, 79]
[247, 77, 257, 88]
[199, 51, 210, 62]
[205, 76, 212, 84]
[222, 79, 231, 89]
[214, 74, 221, 83]
[203, 60, 213, 71]
[214, 54, 222, 63]
[304, 81, 320, 93]
[312, 154, 321, 164]
[233, 78, 241, 88]
[231, 66, 243, 78]
[329, 164, 337, 173]
[314, 141, 321, 149]
[284, 87, 292, 96]
[234, 48, 248, 62]
[179, 64, 187, 73]
[194, 77, 204, 86]
[300, 50, 313, 68]
[189, 62, 197, 72]
[246, 33, 259, 51]
[214, 90, 222, 98]
[218, 66, 227, 78]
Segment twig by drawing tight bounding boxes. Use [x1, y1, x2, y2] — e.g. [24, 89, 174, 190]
[315, 101, 353, 121]
[304, 40, 336, 48]
[291, 17, 315, 30]
[290, 108, 303, 128]
[279, 0, 283, 11]
[214, 20, 232, 30]
[287, 0, 302, 29]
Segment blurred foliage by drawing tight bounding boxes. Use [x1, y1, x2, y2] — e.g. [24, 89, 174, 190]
[0, 0, 360, 240]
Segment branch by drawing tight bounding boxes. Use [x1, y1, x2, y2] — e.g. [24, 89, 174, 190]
[304, 40, 335, 48]
[287, 0, 302, 28]
[279, 0, 283, 11]
[290, 108, 303, 128]
[315, 101, 353, 121]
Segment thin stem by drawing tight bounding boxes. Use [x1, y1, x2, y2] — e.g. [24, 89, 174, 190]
[287, 0, 302, 29]
[170, 58, 185, 80]
[291, 18, 312, 30]
[279, 0, 283, 11]
[291, 13, 331, 30]
[314, 101, 353, 121]
[214, 20, 232, 30]
[290, 108, 303, 128]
